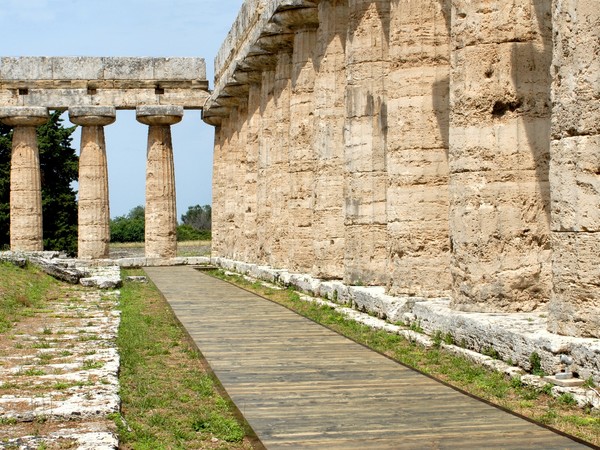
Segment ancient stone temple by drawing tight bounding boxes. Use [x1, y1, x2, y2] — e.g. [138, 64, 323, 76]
[203, 0, 599, 339]
[0, 57, 209, 259]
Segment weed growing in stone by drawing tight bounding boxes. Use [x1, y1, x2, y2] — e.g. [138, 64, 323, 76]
[530, 351, 545, 376]
[82, 360, 104, 370]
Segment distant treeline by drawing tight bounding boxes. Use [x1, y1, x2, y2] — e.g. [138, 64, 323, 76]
[110, 204, 211, 242]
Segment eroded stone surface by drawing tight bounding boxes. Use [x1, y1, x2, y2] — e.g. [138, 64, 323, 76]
[204, 0, 598, 337]
[548, 0, 600, 337]
[0, 282, 120, 448]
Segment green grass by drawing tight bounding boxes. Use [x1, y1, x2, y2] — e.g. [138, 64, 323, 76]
[116, 269, 253, 450]
[210, 269, 600, 448]
[0, 262, 58, 333]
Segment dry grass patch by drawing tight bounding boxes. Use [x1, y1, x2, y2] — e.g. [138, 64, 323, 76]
[0, 261, 59, 333]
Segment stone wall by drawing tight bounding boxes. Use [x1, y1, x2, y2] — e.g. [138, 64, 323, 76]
[204, 0, 600, 338]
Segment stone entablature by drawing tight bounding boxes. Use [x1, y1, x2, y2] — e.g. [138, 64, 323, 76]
[203, 0, 600, 339]
[0, 57, 209, 109]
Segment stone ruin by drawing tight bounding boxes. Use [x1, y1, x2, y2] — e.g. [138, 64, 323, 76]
[201, 0, 599, 340]
[0, 2, 597, 348]
[0, 56, 209, 259]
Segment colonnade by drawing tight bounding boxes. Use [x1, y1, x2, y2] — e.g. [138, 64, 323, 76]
[206, 0, 600, 338]
[0, 105, 183, 259]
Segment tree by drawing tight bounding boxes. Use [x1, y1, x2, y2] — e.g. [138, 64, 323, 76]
[110, 205, 145, 243]
[38, 112, 79, 255]
[181, 204, 211, 231]
[0, 124, 11, 249]
[0, 112, 79, 255]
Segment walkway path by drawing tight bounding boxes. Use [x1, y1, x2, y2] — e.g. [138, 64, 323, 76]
[145, 266, 592, 450]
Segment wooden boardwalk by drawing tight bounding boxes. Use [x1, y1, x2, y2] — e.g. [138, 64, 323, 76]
[145, 266, 592, 449]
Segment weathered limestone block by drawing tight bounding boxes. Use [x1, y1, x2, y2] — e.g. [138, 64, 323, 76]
[256, 69, 277, 265]
[344, 0, 390, 286]
[288, 25, 317, 273]
[548, 0, 600, 337]
[312, 0, 347, 280]
[0, 107, 49, 251]
[550, 136, 600, 232]
[69, 106, 116, 260]
[136, 106, 182, 259]
[548, 232, 600, 337]
[449, 0, 553, 312]
[270, 50, 292, 269]
[550, 1, 600, 140]
[386, 0, 452, 297]
[0, 57, 209, 110]
[211, 121, 226, 257]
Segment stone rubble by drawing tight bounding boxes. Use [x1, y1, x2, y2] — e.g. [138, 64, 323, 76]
[0, 270, 121, 449]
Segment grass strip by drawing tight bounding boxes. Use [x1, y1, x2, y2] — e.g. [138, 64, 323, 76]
[210, 269, 600, 448]
[0, 262, 58, 333]
[115, 269, 254, 450]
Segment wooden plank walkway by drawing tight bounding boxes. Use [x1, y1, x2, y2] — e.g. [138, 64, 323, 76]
[144, 266, 592, 449]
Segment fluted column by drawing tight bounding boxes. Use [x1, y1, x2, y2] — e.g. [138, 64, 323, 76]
[69, 106, 115, 259]
[385, 0, 451, 297]
[312, 0, 347, 279]
[344, 0, 390, 285]
[449, 1, 552, 312]
[272, 6, 319, 273]
[0, 107, 49, 251]
[548, 0, 600, 337]
[136, 106, 183, 259]
[256, 68, 277, 264]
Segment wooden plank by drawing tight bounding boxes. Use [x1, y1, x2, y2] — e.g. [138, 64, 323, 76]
[145, 266, 592, 450]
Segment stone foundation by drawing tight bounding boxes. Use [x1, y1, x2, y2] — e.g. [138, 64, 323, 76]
[212, 257, 600, 385]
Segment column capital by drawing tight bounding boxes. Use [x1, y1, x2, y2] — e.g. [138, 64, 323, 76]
[69, 106, 116, 127]
[136, 105, 183, 126]
[0, 107, 49, 127]
[272, 8, 319, 31]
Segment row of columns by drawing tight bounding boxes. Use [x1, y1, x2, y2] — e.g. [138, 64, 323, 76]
[0, 105, 183, 259]
[209, 0, 599, 337]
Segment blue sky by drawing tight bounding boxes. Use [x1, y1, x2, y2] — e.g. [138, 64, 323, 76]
[0, 0, 244, 218]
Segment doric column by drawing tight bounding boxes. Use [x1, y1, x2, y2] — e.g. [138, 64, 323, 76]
[243, 80, 262, 264]
[256, 67, 277, 265]
[312, 0, 348, 280]
[448, 0, 552, 312]
[136, 106, 183, 259]
[0, 107, 49, 251]
[271, 48, 293, 269]
[69, 106, 115, 259]
[344, 0, 390, 285]
[385, 0, 451, 297]
[288, 20, 318, 274]
[548, 0, 600, 337]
